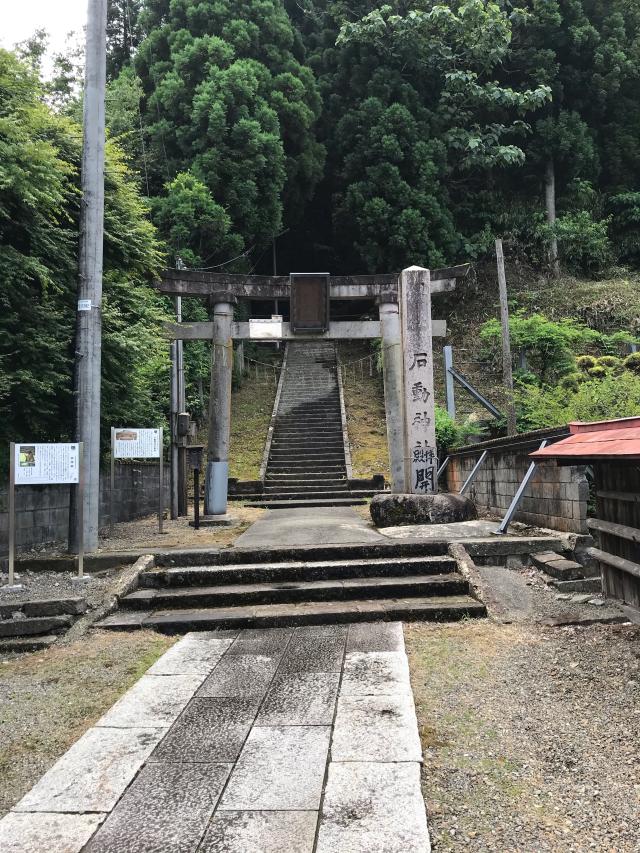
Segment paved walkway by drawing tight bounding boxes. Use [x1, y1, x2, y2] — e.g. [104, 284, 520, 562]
[0, 623, 429, 853]
[234, 505, 387, 547]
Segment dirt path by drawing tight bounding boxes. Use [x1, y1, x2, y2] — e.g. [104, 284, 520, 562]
[0, 630, 173, 818]
[405, 620, 640, 852]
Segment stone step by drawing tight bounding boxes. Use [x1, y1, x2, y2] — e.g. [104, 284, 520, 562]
[97, 594, 486, 632]
[246, 497, 366, 508]
[265, 472, 348, 480]
[270, 438, 344, 447]
[263, 484, 349, 493]
[122, 572, 469, 611]
[0, 634, 59, 654]
[250, 491, 356, 502]
[0, 615, 73, 638]
[529, 551, 585, 580]
[549, 576, 602, 594]
[150, 539, 452, 571]
[140, 553, 459, 587]
[265, 479, 348, 487]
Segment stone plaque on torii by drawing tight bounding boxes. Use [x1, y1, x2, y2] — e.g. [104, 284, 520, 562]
[156, 264, 469, 516]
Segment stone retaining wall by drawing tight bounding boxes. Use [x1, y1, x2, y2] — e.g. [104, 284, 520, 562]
[445, 430, 589, 534]
[0, 462, 168, 557]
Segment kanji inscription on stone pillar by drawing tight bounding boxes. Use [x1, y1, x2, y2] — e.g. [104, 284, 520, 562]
[400, 266, 438, 494]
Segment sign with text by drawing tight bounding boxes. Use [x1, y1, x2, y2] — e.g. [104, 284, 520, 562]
[400, 267, 438, 494]
[113, 428, 161, 459]
[249, 317, 283, 340]
[14, 443, 80, 486]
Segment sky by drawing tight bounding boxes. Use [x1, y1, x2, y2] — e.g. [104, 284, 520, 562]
[1, 0, 88, 73]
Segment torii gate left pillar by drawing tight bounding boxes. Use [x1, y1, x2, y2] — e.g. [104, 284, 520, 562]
[205, 293, 236, 516]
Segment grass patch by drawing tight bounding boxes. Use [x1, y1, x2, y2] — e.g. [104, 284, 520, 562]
[337, 342, 389, 481]
[0, 630, 174, 817]
[229, 358, 279, 481]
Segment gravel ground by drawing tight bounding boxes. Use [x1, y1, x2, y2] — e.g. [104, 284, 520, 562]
[405, 619, 640, 852]
[7, 504, 266, 562]
[0, 569, 115, 607]
[0, 630, 173, 817]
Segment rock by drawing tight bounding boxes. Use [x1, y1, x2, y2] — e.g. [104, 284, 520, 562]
[370, 492, 478, 528]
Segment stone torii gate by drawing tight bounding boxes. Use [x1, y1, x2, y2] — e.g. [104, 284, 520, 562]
[157, 264, 469, 517]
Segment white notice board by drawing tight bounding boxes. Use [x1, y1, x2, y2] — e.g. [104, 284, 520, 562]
[14, 443, 80, 485]
[249, 316, 283, 340]
[113, 428, 161, 459]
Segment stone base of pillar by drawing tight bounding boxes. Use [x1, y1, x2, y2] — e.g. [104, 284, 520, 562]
[369, 492, 478, 528]
[190, 514, 236, 528]
[205, 460, 229, 516]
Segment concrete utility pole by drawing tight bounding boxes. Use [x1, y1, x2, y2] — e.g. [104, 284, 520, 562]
[69, 0, 108, 553]
[495, 239, 518, 436]
[205, 294, 237, 515]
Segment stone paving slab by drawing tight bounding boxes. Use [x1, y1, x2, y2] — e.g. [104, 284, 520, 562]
[96, 672, 205, 728]
[341, 651, 412, 696]
[13, 726, 161, 813]
[147, 634, 235, 677]
[331, 693, 423, 762]
[197, 653, 282, 698]
[278, 634, 345, 672]
[84, 762, 231, 853]
[219, 725, 331, 810]
[200, 811, 318, 853]
[0, 812, 105, 853]
[316, 762, 429, 853]
[256, 671, 340, 725]
[151, 697, 259, 763]
[225, 627, 292, 655]
[346, 620, 404, 652]
[0, 622, 431, 851]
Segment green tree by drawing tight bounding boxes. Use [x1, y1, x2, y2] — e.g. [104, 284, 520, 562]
[0, 49, 168, 457]
[299, 0, 549, 273]
[134, 0, 324, 267]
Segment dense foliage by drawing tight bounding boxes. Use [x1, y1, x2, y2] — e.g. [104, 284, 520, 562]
[0, 49, 168, 454]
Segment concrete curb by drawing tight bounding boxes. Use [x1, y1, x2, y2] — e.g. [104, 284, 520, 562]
[334, 346, 353, 480]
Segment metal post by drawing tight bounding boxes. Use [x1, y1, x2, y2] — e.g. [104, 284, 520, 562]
[109, 427, 115, 536]
[437, 456, 450, 481]
[443, 345, 456, 420]
[459, 450, 489, 496]
[377, 296, 406, 493]
[69, 0, 108, 554]
[77, 442, 85, 578]
[496, 239, 517, 435]
[494, 440, 548, 535]
[158, 428, 164, 534]
[7, 443, 17, 588]
[205, 294, 237, 515]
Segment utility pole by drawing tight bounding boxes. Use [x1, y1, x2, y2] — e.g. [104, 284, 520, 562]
[495, 239, 517, 436]
[69, 0, 108, 553]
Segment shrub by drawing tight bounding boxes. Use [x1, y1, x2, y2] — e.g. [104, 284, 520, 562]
[596, 355, 621, 370]
[576, 354, 597, 371]
[551, 211, 614, 277]
[623, 352, 640, 375]
[587, 365, 607, 378]
[480, 314, 599, 383]
[560, 372, 583, 391]
[435, 406, 457, 452]
[517, 372, 640, 430]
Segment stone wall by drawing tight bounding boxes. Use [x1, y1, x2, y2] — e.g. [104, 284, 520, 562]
[0, 462, 168, 557]
[445, 429, 589, 534]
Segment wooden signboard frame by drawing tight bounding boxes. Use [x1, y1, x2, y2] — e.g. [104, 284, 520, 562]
[289, 273, 330, 333]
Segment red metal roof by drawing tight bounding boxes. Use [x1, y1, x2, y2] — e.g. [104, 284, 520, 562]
[531, 417, 640, 461]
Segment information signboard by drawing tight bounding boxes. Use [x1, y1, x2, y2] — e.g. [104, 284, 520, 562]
[113, 428, 161, 459]
[5, 442, 84, 588]
[110, 427, 164, 536]
[249, 317, 283, 340]
[14, 443, 80, 486]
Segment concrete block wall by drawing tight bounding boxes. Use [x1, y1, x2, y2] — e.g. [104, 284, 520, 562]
[446, 434, 588, 534]
[0, 462, 169, 557]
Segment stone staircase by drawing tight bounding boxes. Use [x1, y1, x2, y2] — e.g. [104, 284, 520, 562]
[249, 342, 371, 508]
[97, 541, 486, 632]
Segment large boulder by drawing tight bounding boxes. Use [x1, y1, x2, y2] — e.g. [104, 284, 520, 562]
[370, 492, 478, 528]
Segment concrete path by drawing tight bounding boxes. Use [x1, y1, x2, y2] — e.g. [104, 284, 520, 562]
[0, 623, 429, 853]
[234, 506, 387, 547]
